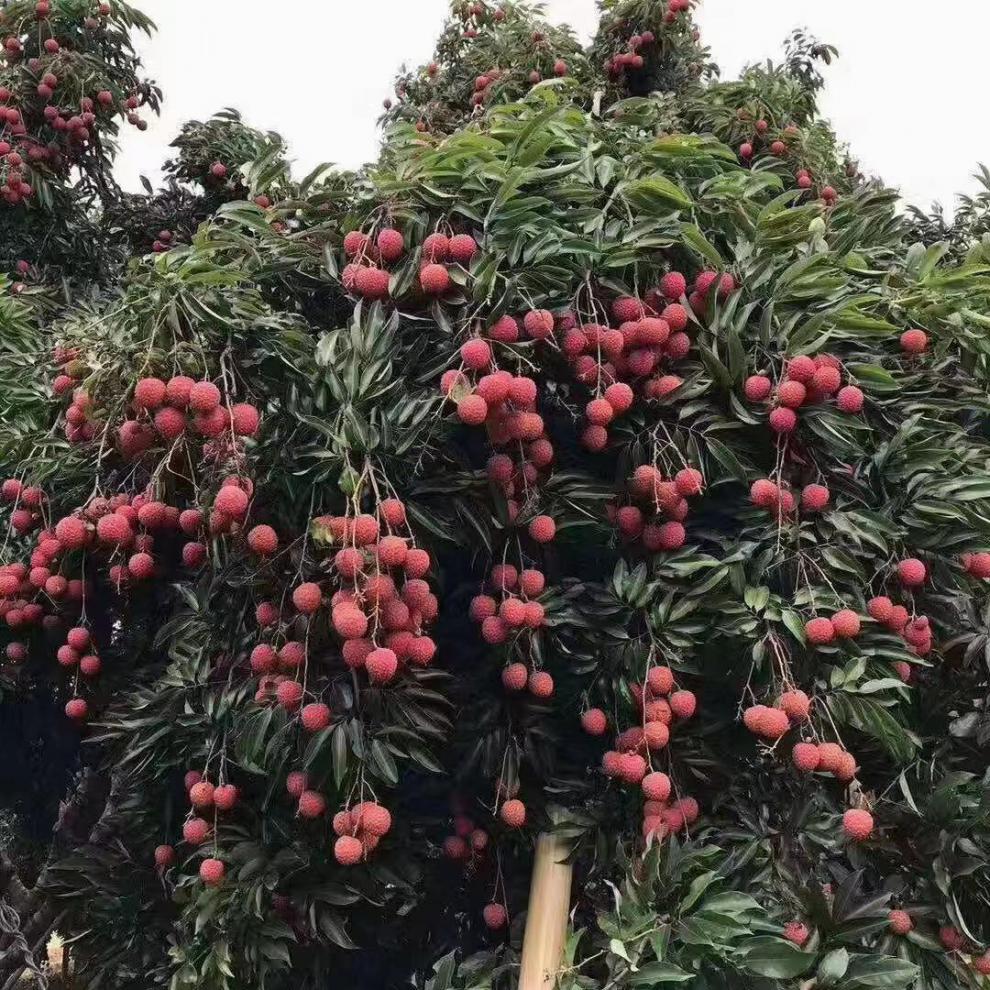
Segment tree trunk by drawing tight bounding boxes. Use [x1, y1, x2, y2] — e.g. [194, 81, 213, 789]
[518, 833, 573, 990]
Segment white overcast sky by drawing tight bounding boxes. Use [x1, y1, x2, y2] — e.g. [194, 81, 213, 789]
[115, 1, 987, 213]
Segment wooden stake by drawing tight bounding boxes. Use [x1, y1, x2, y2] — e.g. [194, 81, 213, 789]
[518, 832, 573, 990]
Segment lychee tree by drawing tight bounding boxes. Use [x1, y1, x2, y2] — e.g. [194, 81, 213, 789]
[3, 2, 990, 990]
[0, 0, 159, 283]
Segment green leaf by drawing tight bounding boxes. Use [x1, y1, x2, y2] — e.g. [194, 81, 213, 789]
[818, 948, 849, 986]
[740, 937, 816, 978]
[629, 962, 693, 985]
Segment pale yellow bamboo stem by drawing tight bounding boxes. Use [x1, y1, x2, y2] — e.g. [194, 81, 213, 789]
[518, 832, 574, 990]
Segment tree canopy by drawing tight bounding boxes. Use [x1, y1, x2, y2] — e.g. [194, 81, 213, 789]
[1, 2, 990, 989]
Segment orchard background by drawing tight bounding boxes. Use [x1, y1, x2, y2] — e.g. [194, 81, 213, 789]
[1, 1, 990, 989]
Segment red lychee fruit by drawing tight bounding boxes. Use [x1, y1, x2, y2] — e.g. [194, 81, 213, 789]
[805, 617, 835, 645]
[292, 582, 322, 614]
[900, 329, 928, 354]
[581, 708, 607, 735]
[189, 380, 221, 412]
[344, 231, 369, 257]
[301, 702, 331, 733]
[276, 680, 303, 711]
[214, 784, 238, 811]
[528, 670, 554, 698]
[769, 407, 797, 433]
[842, 808, 873, 841]
[286, 771, 308, 798]
[528, 515, 555, 543]
[448, 234, 478, 265]
[334, 835, 363, 865]
[165, 376, 194, 407]
[182, 817, 210, 845]
[780, 689, 811, 721]
[783, 921, 809, 946]
[777, 380, 806, 409]
[674, 467, 703, 497]
[422, 233, 450, 262]
[867, 596, 893, 622]
[65, 697, 88, 721]
[355, 266, 390, 299]
[420, 263, 450, 295]
[230, 403, 260, 437]
[831, 609, 861, 639]
[801, 484, 829, 512]
[298, 790, 327, 819]
[642, 771, 671, 801]
[499, 799, 526, 827]
[669, 689, 696, 719]
[96, 512, 132, 546]
[366, 647, 398, 684]
[200, 858, 225, 886]
[837, 385, 864, 413]
[377, 228, 404, 262]
[214, 485, 248, 520]
[483, 902, 507, 929]
[154, 844, 175, 869]
[792, 742, 821, 772]
[247, 524, 278, 556]
[133, 377, 166, 410]
[501, 663, 528, 691]
[154, 406, 186, 439]
[897, 557, 926, 587]
[189, 781, 215, 809]
[744, 375, 772, 402]
[939, 926, 964, 951]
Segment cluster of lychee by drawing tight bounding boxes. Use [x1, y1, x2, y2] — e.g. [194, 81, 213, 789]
[343, 226, 477, 301]
[744, 353, 864, 435]
[331, 797, 393, 865]
[749, 477, 831, 521]
[0, 3, 151, 206]
[150, 228, 173, 253]
[790, 738, 859, 781]
[590, 664, 699, 841]
[561, 281, 695, 450]
[604, 28, 655, 77]
[1, 476, 46, 535]
[586, 678, 700, 842]
[470, 563, 552, 693]
[252, 499, 436, 717]
[441, 808, 491, 863]
[610, 462, 704, 552]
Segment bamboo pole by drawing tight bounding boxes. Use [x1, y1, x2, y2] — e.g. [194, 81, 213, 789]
[518, 832, 573, 990]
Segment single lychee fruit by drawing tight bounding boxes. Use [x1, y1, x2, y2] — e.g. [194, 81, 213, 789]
[298, 790, 327, 819]
[792, 742, 821, 772]
[744, 375, 772, 402]
[154, 844, 175, 869]
[669, 689, 696, 719]
[783, 921, 809, 946]
[801, 484, 829, 512]
[900, 329, 928, 354]
[842, 808, 873, 841]
[805, 617, 835, 645]
[499, 798, 526, 828]
[502, 663, 528, 691]
[769, 407, 797, 433]
[897, 558, 926, 587]
[780, 690, 811, 721]
[214, 784, 238, 811]
[301, 702, 331, 733]
[182, 817, 210, 845]
[831, 609, 861, 638]
[483, 902, 507, 930]
[189, 781, 215, 809]
[292, 582, 322, 614]
[377, 228, 404, 262]
[837, 385, 864, 413]
[581, 708, 607, 735]
[528, 515, 555, 543]
[200, 858, 225, 886]
[420, 263, 450, 295]
[334, 835, 363, 865]
[642, 771, 671, 801]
